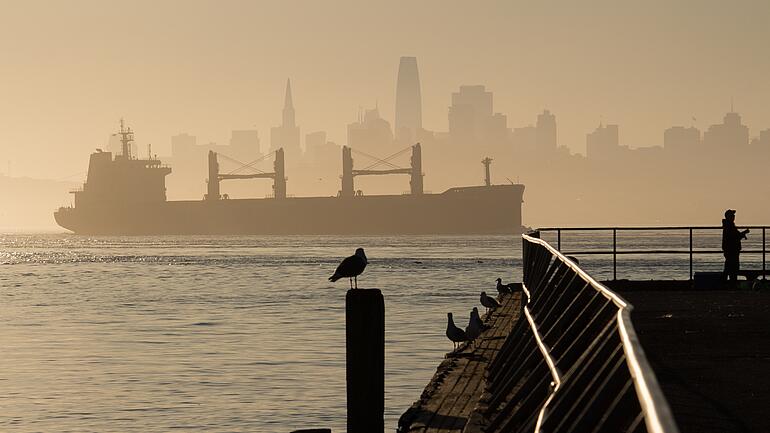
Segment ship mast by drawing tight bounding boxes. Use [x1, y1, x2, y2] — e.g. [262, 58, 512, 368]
[118, 118, 134, 160]
[482, 157, 493, 187]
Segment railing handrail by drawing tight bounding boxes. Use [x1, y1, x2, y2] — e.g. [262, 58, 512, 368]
[556, 249, 764, 254]
[523, 233, 680, 433]
[535, 226, 768, 280]
[538, 225, 770, 231]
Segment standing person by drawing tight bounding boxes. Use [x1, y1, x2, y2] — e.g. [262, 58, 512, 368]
[722, 209, 749, 283]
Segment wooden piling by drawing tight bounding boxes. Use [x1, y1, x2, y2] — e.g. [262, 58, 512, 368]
[346, 288, 385, 433]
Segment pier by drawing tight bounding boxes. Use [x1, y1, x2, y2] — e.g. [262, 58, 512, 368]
[398, 291, 524, 432]
[612, 288, 770, 432]
[399, 230, 770, 433]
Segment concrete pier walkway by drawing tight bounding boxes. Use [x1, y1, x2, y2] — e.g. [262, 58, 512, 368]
[614, 287, 770, 433]
[398, 291, 522, 433]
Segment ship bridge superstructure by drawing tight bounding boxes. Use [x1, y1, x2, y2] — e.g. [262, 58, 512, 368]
[72, 120, 171, 209]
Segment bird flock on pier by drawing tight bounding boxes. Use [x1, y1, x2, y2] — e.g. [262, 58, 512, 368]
[328, 248, 520, 352]
[446, 278, 518, 352]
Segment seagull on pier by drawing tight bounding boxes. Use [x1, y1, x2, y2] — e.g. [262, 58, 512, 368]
[496, 278, 517, 295]
[329, 248, 368, 289]
[465, 310, 482, 346]
[446, 312, 468, 350]
[470, 307, 488, 330]
[480, 291, 501, 314]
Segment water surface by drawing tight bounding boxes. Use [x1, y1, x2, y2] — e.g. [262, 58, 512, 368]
[0, 231, 751, 431]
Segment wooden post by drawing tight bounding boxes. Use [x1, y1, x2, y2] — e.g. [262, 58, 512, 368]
[346, 288, 384, 433]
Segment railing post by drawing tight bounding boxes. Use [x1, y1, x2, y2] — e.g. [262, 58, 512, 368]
[557, 228, 561, 251]
[523, 236, 529, 285]
[763, 227, 766, 280]
[689, 228, 693, 280]
[613, 228, 617, 280]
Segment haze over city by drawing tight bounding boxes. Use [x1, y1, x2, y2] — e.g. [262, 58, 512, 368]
[1, 0, 769, 228]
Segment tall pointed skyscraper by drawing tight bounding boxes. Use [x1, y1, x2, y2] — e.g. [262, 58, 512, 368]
[395, 57, 422, 143]
[271, 78, 301, 157]
[282, 78, 296, 129]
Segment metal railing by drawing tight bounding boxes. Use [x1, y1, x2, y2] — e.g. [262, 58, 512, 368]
[481, 234, 678, 433]
[537, 226, 768, 280]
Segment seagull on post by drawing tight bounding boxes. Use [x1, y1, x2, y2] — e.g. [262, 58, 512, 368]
[446, 312, 468, 350]
[329, 248, 368, 289]
[480, 291, 501, 314]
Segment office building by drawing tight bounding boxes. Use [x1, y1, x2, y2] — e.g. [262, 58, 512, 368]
[395, 56, 422, 143]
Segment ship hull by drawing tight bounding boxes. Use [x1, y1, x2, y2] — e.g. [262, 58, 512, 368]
[55, 185, 524, 235]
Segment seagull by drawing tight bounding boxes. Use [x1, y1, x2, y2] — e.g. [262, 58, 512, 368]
[496, 278, 517, 295]
[465, 309, 482, 346]
[329, 248, 368, 289]
[446, 312, 468, 350]
[480, 291, 501, 314]
[470, 307, 488, 330]
[495, 278, 509, 295]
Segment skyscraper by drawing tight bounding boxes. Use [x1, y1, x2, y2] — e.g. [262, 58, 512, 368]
[586, 123, 620, 159]
[448, 85, 500, 143]
[664, 126, 700, 152]
[229, 130, 261, 160]
[270, 79, 301, 158]
[395, 57, 422, 143]
[536, 110, 557, 149]
[347, 106, 394, 155]
[702, 109, 749, 149]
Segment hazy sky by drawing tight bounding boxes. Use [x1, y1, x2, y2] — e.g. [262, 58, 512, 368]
[1, 0, 769, 179]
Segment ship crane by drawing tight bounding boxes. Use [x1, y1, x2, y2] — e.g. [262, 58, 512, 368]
[340, 143, 423, 197]
[205, 148, 286, 200]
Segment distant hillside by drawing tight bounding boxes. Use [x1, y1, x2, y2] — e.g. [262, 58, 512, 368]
[0, 175, 76, 231]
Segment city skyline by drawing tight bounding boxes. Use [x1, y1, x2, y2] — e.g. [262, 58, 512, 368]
[2, 0, 770, 180]
[162, 75, 768, 161]
[5, 68, 767, 179]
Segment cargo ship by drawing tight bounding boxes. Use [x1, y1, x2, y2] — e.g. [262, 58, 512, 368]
[54, 122, 525, 235]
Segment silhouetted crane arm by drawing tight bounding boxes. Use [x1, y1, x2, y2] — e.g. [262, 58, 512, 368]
[219, 173, 276, 180]
[350, 148, 403, 170]
[352, 168, 411, 176]
[360, 145, 413, 171]
[218, 152, 271, 175]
